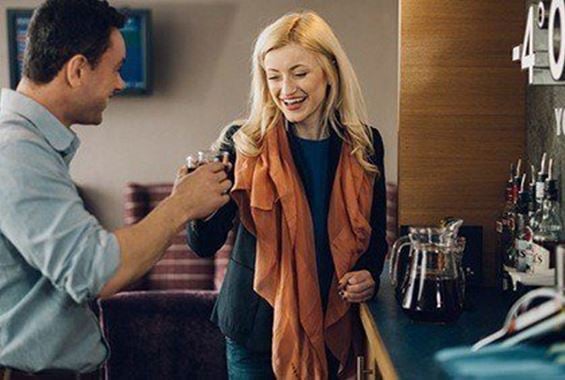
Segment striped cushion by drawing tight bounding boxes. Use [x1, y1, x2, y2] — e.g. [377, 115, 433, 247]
[124, 183, 222, 290]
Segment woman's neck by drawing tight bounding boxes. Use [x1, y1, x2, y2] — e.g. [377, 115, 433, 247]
[293, 120, 329, 140]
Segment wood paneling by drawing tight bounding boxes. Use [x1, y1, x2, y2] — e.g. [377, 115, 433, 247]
[399, 0, 526, 285]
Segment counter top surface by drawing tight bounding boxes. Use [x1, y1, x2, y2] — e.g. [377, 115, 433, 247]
[364, 273, 517, 379]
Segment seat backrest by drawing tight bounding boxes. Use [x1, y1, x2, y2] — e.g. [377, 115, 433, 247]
[124, 183, 229, 290]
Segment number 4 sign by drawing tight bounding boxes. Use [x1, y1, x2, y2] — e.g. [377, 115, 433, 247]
[514, 1, 565, 136]
[513, 5, 536, 83]
[513, 0, 565, 84]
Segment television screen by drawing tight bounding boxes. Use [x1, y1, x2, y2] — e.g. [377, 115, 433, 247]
[6, 9, 152, 95]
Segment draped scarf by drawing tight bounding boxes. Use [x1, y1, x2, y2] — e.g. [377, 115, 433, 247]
[231, 121, 375, 379]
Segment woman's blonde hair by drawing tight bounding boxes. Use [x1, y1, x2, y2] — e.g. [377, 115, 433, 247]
[225, 10, 377, 172]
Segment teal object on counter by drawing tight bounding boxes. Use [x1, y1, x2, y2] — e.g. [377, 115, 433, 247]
[435, 344, 565, 379]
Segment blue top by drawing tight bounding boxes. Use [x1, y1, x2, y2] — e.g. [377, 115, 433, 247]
[292, 134, 333, 310]
[0, 89, 120, 372]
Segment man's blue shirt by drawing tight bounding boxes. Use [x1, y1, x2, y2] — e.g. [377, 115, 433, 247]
[0, 89, 120, 372]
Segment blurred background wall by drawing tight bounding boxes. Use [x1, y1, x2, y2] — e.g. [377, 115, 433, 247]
[0, 0, 399, 229]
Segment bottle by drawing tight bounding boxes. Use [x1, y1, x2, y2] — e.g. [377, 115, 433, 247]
[531, 154, 548, 231]
[514, 174, 534, 272]
[497, 164, 518, 267]
[496, 163, 519, 290]
[528, 164, 537, 222]
[535, 153, 548, 209]
[532, 158, 563, 271]
[512, 158, 522, 202]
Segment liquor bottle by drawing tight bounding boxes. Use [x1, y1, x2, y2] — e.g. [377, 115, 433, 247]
[535, 153, 548, 209]
[532, 158, 563, 271]
[528, 164, 537, 222]
[531, 154, 548, 231]
[496, 163, 520, 290]
[514, 174, 534, 272]
[512, 158, 522, 202]
[497, 163, 519, 268]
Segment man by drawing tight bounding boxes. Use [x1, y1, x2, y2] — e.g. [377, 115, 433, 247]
[0, 0, 230, 378]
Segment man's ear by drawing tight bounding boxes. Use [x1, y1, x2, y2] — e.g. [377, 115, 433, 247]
[65, 55, 90, 88]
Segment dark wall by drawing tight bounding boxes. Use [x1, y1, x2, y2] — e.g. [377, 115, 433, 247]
[526, 88, 565, 222]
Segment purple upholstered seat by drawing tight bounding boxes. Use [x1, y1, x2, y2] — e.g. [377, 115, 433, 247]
[99, 290, 227, 380]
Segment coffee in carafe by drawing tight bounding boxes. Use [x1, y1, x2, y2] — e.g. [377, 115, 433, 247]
[402, 276, 463, 323]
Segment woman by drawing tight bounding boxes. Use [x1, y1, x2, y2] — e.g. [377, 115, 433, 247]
[186, 10, 387, 379]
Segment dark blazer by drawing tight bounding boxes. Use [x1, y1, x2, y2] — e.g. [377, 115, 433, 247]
[186, 124, 387, 352]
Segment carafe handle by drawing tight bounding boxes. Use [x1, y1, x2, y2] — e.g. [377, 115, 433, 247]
[389, 235, 411, 287]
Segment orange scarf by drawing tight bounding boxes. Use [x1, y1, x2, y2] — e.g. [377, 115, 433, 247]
[231, 122, 375, 379]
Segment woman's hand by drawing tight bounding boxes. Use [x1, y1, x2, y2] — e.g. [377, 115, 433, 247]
[338, 270, 376, 303]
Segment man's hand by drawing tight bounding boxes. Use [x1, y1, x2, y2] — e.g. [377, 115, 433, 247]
[172, 162, 231, 221]
[99, 162, 231, 299]
[338, 270, 376, 303]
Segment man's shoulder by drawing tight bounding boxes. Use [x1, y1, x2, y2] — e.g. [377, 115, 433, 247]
[0, 115, 43, 148]
[0, 117, 50, 163]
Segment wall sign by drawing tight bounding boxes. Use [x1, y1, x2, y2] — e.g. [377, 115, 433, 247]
[514, 0, 565, 135]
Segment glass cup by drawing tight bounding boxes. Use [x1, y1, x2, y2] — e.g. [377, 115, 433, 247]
[186, 150, 230, 172]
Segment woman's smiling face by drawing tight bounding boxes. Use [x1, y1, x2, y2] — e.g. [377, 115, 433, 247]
[264, 43, 328, 130]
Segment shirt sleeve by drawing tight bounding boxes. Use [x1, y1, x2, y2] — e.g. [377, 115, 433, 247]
[0, 138, 120, 304]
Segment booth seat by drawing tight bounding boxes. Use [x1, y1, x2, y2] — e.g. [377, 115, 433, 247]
[99, 183, 233, 380]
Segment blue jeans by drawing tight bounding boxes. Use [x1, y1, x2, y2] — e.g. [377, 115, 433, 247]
[225, 337, 340, 379]
[225, 337, 275, 380]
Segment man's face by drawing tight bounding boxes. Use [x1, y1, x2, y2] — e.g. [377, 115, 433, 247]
[76, 28, 126, 125]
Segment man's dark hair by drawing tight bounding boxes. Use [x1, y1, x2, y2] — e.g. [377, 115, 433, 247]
[23, 0, 126, 84]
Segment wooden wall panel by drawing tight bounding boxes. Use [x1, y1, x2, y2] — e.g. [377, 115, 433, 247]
[399, 0, 525, 285]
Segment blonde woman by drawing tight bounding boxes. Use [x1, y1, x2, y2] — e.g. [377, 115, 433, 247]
[186, 11, 387, 379]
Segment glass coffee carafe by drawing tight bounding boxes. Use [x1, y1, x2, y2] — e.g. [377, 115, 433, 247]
[390, 219, 466, 323]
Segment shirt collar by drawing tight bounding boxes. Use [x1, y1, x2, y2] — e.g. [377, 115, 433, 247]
[0, 89, 79, 156]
